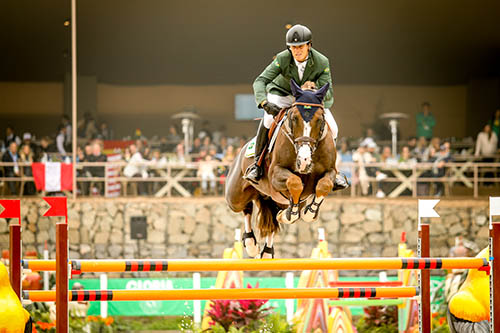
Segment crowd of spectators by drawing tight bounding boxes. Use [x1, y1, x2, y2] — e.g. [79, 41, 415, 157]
[1, 105, 499, 197]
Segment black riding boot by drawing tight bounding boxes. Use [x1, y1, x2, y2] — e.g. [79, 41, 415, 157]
[244, 120, 269, 184]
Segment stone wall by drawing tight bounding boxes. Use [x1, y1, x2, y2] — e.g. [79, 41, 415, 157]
[0, 198, 490, 268]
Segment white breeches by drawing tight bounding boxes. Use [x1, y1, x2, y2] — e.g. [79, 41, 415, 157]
[263, 93, 338, 140]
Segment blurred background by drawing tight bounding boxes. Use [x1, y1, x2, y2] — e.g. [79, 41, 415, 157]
[1, 0, 499, 139]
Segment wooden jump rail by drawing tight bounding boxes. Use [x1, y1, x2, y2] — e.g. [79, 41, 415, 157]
[22, 257, 490, 273]
[1, 197, 499, 333]
[23, 286, 419, 302]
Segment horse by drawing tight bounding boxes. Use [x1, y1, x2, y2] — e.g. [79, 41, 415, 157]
[225, 79, 344, 258]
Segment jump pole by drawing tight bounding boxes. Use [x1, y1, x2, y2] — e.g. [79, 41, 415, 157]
[22, 257, 489, 273]
[490, 197, 500, 333]
[417, 199, 439, 333]
[23, 286, 420, 302]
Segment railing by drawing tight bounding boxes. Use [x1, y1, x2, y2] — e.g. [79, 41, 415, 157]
[0, 160, 499, 198]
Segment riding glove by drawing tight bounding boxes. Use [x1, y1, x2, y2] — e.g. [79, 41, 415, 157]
[262, 101, 281, 117]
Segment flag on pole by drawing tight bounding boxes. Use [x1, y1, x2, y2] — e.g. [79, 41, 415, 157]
[490, 197, 500, 216]
[32, 162, 73, 192]
[418, 199, 440, 218]
[43, 197, 68, 219]
[0, 199, 21, 219]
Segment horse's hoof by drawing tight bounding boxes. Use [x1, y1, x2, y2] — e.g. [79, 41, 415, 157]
[301, 206, 319, 223]
[277, 209, 299, 224]
[244, 238, 260, 258]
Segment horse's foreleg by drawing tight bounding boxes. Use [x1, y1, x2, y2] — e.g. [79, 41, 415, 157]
[302, 171, 335, 223]
[242, 205, 260, 258]
[272, 166, 303, 224]
[260, 232, 275, 259]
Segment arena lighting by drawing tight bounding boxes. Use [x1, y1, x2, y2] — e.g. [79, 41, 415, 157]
[285, 23, 293, 29]
[63, 19, 70, 27]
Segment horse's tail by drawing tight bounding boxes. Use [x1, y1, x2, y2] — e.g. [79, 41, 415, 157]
[255, 196, 280, 237]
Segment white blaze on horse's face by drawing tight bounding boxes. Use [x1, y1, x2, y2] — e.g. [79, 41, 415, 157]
[296, 121, 313, 173]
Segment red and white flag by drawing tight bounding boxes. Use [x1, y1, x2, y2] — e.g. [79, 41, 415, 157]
[32, 162, 73, 192]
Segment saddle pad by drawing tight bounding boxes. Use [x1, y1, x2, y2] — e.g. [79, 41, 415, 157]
[245, 137, 257, 158]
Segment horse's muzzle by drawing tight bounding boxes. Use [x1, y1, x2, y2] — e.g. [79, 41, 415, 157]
[296, 145, 313, 174]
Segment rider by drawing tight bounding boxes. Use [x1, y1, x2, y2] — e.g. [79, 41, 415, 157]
[245, 24, 345, 188]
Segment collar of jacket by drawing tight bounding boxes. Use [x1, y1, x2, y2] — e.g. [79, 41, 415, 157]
[289, 48, 316, 84]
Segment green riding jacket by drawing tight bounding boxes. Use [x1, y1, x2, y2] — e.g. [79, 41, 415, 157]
[253, 48, 334, 109]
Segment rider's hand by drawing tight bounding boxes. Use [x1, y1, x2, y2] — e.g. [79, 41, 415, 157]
[262, 101, 281, 117]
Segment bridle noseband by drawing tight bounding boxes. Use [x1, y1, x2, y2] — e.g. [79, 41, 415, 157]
[280, 102, 327, 155]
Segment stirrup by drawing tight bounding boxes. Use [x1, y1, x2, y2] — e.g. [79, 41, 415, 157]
[243, 163, 262, 184]
[242, 231, 257, 248]
[260, 245, 274, 259]
[333, 173, 349, 191]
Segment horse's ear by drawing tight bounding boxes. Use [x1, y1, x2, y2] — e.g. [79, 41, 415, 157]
[314, 82, 330, 101]
[290, 79, 303, 98]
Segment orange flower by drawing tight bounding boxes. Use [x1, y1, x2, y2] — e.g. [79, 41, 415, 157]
[432, 312, 438, 318]
[439, 317, 446, 326]
[32, 323, 37, 333]
[104, 317, 114, 326]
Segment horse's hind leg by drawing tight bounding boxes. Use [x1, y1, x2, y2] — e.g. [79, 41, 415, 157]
[242, 204, 260, 258]
[302, 171, 335, 223]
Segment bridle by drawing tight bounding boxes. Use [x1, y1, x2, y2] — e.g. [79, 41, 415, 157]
[280, 102, 327, 155]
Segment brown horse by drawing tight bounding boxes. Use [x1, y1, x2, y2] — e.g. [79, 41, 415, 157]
[225, 80, 344, 258]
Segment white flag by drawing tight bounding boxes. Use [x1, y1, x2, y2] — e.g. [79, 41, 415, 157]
[418, 199, 440, 218]
[490, 197, 500, 216]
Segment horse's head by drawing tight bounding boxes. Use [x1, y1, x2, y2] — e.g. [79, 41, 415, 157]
[285, 79, 330, 174]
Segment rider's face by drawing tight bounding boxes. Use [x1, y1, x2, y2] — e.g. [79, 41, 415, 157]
[290, 44, 310, 62]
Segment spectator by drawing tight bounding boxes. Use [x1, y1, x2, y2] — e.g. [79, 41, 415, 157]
[56, 125, 67, 158]
[413, 137, 428, 161]
[430, 142, 453, 196]
[222, 145, 236, 164]
[407, 136, 417, 152]
[398, 146, 417, 167]
[475, 124, 498, 157]
[423, 137, 440, 162]
[380, 146, 397, 165]
[2, 141, 20, 195]
[85, 118, 98, 140]
[86, 142, 107, 195]
[490, 109, 500, 146]
[201, 136, 212, 152]
[172, 142, 186, 163]
[22, 132, 38, 154]
[352, 141, 387, 197]
[166, 125, 181, 144]
[197, 154, 217, 195]
[36, 137, 52, 162]
[98, 122, 112, 140]
[219, 136, 229, 155]
[123, 144, 148, 195]
[475, 124, 498, 185]
[19, 144, 36, 195]
[4, 126, 21, 146]
[361, 127, 378, 144]
[416, 102, 436, 140]
[336, 141, 353, 182]
[191, 137, 202, 154]
[61, 115, 72, 145]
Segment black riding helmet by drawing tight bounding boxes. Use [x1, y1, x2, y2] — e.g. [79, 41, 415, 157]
[286, 24, 312, 46]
